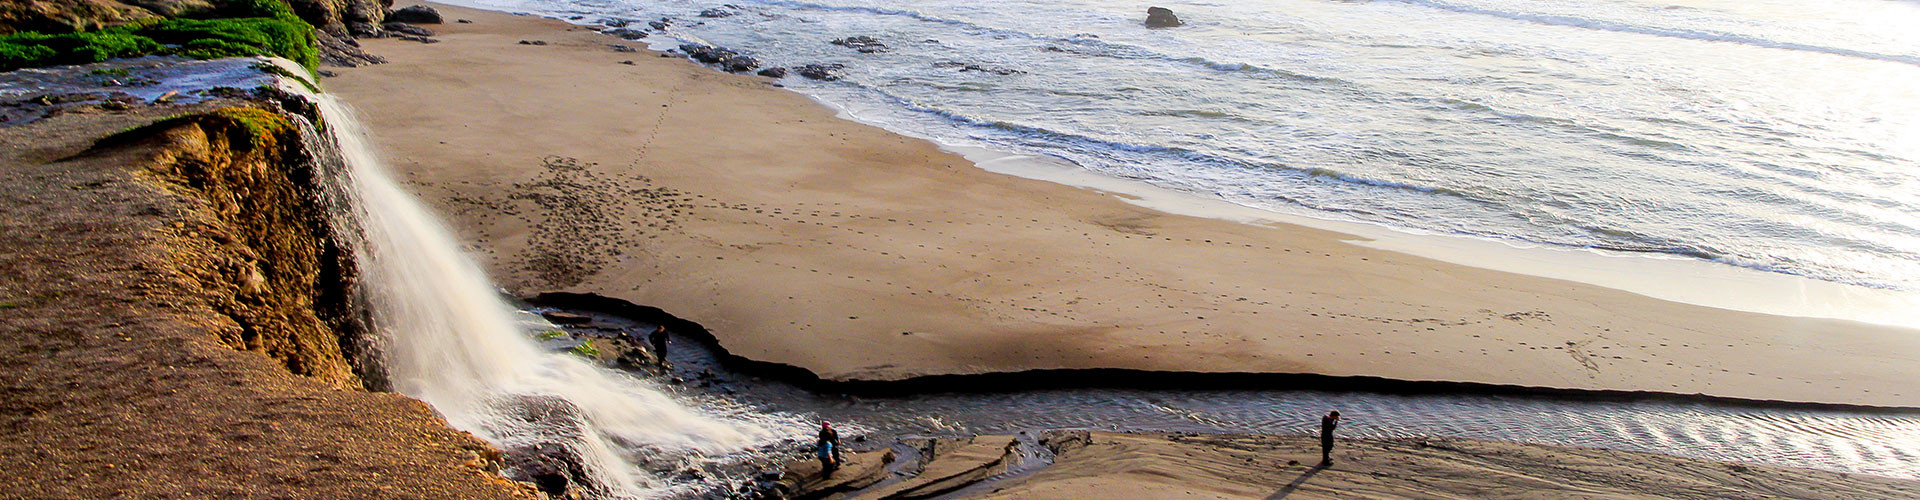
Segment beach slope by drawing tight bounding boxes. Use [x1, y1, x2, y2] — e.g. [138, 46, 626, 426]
[328, 3, 1920, 408]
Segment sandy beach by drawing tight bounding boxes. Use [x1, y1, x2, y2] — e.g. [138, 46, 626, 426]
[326, 3, 1920, 408]
[986, 432, 1920, 499]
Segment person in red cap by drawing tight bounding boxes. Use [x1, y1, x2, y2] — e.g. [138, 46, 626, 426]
[816, 421, 843, 473]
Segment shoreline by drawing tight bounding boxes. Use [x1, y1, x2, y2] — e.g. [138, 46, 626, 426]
[811, 87, 1920, 331]
[327, 2, 1920, 408]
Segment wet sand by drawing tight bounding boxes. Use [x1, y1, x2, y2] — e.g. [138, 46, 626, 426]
[773, 432, 1920, 499]
[326, 3, 1920, 408]
[996, 432, 1920, 500]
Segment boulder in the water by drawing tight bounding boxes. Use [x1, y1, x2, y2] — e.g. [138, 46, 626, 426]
[796, 63, 843, 81]
[497, 396, 598, 498]
[389, 5, 443, 24]
[698, 8, 735, 18]
[603, 28, 647, 40]
[678, 43, 736, 64]
[722, 55, 760, 72]
[757, 67, 788, 78]
[1145, 6, 1181, 28]
[830, 35, 889, 53]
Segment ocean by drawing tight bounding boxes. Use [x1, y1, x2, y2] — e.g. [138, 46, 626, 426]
[447, 0, 1920, 292]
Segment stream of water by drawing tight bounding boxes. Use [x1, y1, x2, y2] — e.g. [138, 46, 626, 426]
[528, 308, 1920, 486]
[311, 94, 806, 499]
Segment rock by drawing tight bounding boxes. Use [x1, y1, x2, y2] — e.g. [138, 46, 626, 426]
[609, 44, 637, 53]
[457, 18, 472, 23]
[601, 18, 631, 28]
[698, 8, 734, 18]
[497, 396, 599, 499]
[317, 32, 387, 67]
[756, 67, 787, 78]
[796, 63, 843, 81]
[346, 21, 383, 38]
[0, 0, 164, 34]
[541, 311, 593, 325]
[383, 22, 434, 37]
[722, 55, 759, 72]
[518, 40, 548, 46]
[619, 60, 635, 65]
[678, 43, 737, 64]
[389, 5, 443, 24]
[279, 0, 387, 37]
[648, 19, 669, 30]
[1145, 6, 1181, 28]
[830, 35, 888, 53]
[603, 28, 647, 40]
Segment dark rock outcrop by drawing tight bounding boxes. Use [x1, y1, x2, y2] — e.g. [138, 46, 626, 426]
[602, 27, 646, 40]
[933, 61, 1024, 76]
[0, 0, 164, 34]
[795, 63, 843, 81]
[1145, 6, 1180, 28]
[382, 21, 432, 37]
[318, 29, 388, 66]
[497, 395, 601, 499]
[288, 0, 393, 35]
[830, 35, 888, 53]
[541, 311, 593, 325]
[387, 4, 441, 24]
[721, 54, 759, 73]
[757, 67, 787, 78]
[697, 7, 734, 18]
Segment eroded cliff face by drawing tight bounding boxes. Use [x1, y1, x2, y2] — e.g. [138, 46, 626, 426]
[0, 88, 528, 497]
[128, 102, 375, 389]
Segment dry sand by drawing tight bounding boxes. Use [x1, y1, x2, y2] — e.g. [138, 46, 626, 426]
[327, 3, 1920, 408]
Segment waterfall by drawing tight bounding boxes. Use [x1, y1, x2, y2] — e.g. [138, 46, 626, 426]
[305, 93, 788, 498]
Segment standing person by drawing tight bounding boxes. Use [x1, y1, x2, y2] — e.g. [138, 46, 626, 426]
[647, 325, 669, 368]
[816, 421, 842, 474]
[1320, 410, 1341, 465]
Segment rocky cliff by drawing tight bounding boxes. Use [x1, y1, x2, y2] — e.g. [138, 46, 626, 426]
[0, 62, 529, 498]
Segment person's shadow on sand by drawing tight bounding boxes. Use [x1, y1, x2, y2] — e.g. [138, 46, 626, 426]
[1263, 463, 1326, 500]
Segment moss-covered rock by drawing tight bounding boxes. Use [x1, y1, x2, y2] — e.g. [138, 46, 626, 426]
[1, 5, 319, 71]
[0, 0, 164, 35]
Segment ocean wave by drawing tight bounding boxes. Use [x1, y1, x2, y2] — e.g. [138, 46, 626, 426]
[1382, 0, 1920, 67]
[841, 82, 1511, 212]
[1041, 38, 1348, 84]
[750, 0, 1348, 84]
[750, 0, 1021, 35]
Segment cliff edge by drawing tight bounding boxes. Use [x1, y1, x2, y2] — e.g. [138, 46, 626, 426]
[0, 65, 530, 498]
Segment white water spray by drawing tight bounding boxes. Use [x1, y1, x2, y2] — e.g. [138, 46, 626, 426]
[308, 93, 789, 497]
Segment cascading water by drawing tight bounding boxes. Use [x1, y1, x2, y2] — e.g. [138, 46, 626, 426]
[304, 92, 796, 498]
